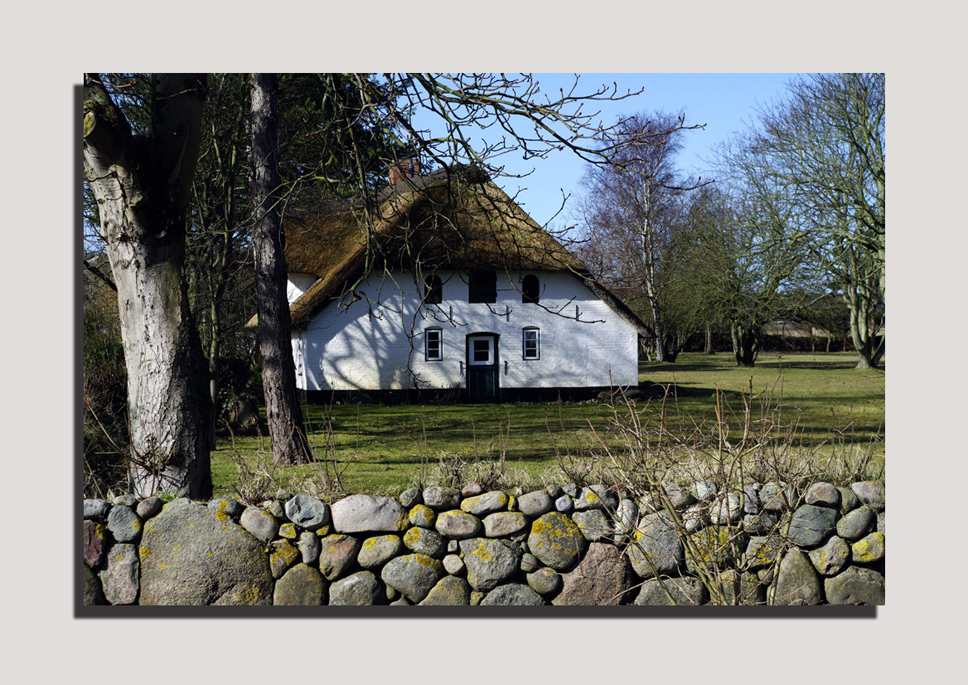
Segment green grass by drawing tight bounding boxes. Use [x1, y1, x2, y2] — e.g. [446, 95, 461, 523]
[211, 351, 885, 500]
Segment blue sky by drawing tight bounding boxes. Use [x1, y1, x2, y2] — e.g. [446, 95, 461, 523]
[429, 73, 801, 229]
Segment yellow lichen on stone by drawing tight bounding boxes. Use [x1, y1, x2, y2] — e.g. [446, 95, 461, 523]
[215, 510, 229, 522]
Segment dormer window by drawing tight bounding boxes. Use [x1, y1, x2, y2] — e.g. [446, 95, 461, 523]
[424, 275, 442, 304]
[522, 274, 540, 304]
[468, 271, 496, 303]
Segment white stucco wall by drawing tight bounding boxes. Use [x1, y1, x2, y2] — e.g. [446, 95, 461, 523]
[291, 270, 639, 392]
[287, 272, 318, 304]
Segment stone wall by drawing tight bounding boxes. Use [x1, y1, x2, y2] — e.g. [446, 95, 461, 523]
[82, 479, 885, 606]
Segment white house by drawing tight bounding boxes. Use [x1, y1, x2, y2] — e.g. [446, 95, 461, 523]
[270, 166, 649, 402]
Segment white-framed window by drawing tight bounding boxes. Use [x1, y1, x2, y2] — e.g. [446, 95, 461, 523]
[425, 328, 443, 361]
[523, 327, 540, 360]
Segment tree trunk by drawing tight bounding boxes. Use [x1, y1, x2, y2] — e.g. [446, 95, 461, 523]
[704, 324, 715, 355]
[83, 74, 212, 498]
[250, 73, 313, 465]
[731, 322, 759, 367]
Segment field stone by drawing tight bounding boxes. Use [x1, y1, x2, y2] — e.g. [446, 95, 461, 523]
[686, 526, 744, 575]
[136, 496, 163, 519]
[614, 498, 639, 542]
[483, 512, 529, 538]
[850, 481, 885, 512]
[399, 487, 422, 509]
[744, 534, 785, 571]
[633, 577, 707, 606]
[266, 500, 286, 520]
[716, 569, 767, 606]
[419, 576, 471, 606]
[329, 571, 383, 606]
[83, 562, 107, 605]
[825, 566, 885, 605]
[527, 567, 562, 596]
[461, 482, 484, 498]
[279, 523, 298, 539]
[837, 506, 876, 541]
[743, 511, 779, 535]
[403, 526, 448, 558]
[788, 504, 838, 548]
[709, 492, 743, 525]
[574, 485, 619, 512]
[84, 499, 112, 522]
[520, 553, 541, 573]
[572, 510, 612, 542]
[114, 494, 138, 507]
[743, 485, 761, 514]
[692, 479, 718, 501]
[99, 544, 140, 605]
[443, 554, 465, 575]
[518, 490, 554, 517]
[330, 495, 408, 534]
[435, 510, 483, 539]
[774, 549, 823, 605]
[553, 543, 633, 606]
[84, 520, 107, 568]
[545, 485, 564, 499]
[208, 498, 245, 519]
[298, 531, 321, 565]
[877, 512, 886, 536]
[381, 554, 444, 603]
[357, 535, 403, 569]
[269, 539, 300, 579]
[555, 495, 574, 513]
[663, 482, 695, 509]
[139, 502, 273, 605]
[273, 563, 326, 605]
[240, 506, 280, 543]
[760, 482, 797, 512]
[423, 486, 461, 511]
[447, 540, 459, 553]
[470, 592, 486, 606]
[838, 487, 861, 514]
[528, 512, 587, 571]
[682, 503, 708, 533]
[808, 536, 851, 576]
[107, 505, 142, 543]
[461, 491, 509, 516]
[284, 495, 330, 531]
[318, 534, 362, 580]
[627, 513, 683, 578]
[562, 483, 579, 498]
[408, 504, 436, 529]
[805, 482, 840, 508]
[460, 538, 521, 591]
[852, 532, 886, 564]
[480, 584, 545, 606]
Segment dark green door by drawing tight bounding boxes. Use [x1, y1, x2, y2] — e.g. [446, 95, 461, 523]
[467, 334, 498, 401]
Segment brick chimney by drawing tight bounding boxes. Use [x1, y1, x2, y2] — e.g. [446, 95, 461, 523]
[389, 158, 420, 185]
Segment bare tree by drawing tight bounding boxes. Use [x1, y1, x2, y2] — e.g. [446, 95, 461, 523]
[732, 74, 885, 368]
[574, 112, 705, 361]
[83, 74, 212, 497]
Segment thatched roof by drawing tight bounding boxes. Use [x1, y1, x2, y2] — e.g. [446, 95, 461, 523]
[248, 166, 650, 336]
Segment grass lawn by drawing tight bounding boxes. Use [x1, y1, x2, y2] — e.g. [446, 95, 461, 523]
[210, 351, 885, 500]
